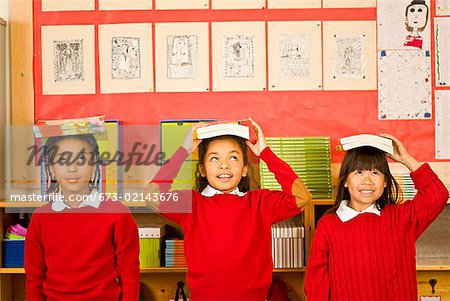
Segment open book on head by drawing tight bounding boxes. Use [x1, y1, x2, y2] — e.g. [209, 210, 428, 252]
[195, 120, 257, 144]
[338, 134, 394, 155]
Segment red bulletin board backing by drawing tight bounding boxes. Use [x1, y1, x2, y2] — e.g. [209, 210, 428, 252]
[32, 0, 444, 163]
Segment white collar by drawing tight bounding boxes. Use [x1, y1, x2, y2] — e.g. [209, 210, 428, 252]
[201, 185, 247, 197]
[336, 200, 381, 222]
[51, 190, 102, 212]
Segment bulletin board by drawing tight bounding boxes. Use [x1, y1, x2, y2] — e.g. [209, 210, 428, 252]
[31, 1, 447, 164]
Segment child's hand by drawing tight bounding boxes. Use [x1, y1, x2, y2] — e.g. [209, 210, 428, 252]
[380, 134, 421, 172]
[245, 118, 267, 157]
[182, 123, 204, 153]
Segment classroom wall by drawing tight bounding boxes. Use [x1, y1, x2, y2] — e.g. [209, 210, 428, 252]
[29, 3, 448, 165]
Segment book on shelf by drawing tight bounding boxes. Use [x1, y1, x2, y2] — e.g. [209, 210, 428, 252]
[272, 221, 305, 269]
[195, 120, 257, 144]
[339, 134, 394, 155]
[139, 226, 165, 268]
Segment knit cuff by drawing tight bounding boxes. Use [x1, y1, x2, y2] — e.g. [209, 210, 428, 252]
[259, 146, 274, 161]
[410, 163, 438, 190]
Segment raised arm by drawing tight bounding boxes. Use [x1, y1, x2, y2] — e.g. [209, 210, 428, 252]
[246, 118, 312, 210]
[381, 134, 449, 237]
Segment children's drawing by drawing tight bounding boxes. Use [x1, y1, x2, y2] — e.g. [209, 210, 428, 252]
[279, 34, 310, 77]
[53, 39, 84, 82]
[334, 35, 365, 79]
[111, 37, 141, 80]
[167, 35, 197, 79]
[436, 0, 450, 15]
[403, 0, 429, 49]
[435, 91, 450, 159]
[378, 49, 431, 120]
[223, 34, 255, 78]
[435, 18, 450, 86]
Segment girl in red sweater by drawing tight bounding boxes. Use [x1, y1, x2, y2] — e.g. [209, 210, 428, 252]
[146, 119, 312, 300]
[25, 134, 140, 301]
[305, 134, 449, 300]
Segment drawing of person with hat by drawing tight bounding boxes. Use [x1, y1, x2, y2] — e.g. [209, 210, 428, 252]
[404, 0, 429, 49]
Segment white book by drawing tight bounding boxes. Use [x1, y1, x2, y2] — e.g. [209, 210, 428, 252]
[196, 123, 250, 140]
[340, 134, 394, 155]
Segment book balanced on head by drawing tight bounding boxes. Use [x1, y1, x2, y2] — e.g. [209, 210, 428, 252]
[338, 134, 394, 155]
[195, 120, 257, 144]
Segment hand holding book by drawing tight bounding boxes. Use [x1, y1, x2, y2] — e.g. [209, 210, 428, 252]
[379, 134, 421, 172]
[245, 118, 268, 157]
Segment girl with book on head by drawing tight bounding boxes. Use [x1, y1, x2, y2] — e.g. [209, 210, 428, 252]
[145, 118, 312, 300]
[25, 134, 140, 301]
[304, 134, 448, 300]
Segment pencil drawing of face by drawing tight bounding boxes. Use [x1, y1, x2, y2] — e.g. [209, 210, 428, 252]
[223, 34, 255, 78]
[111, 37, 141, 80]
[280, 34, 310, 77]
[53, 39, 84, 82]
[167, 35, 197, 79]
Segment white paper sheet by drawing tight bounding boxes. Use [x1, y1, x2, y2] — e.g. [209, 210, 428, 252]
[323, 0, 375, 8]
[268, 0, 321, 9]
[378, 49, 431, 120]
[378, 0, 431, 50]
[212, 22, 266, 91]
[267, 21, 322, 90]
[41, 25, 95, 95]
[212, 0, 265, 9]
[323, 21, 377, 90]
[99, 23, 153, 94]
[435, 18, 450, 86]
[155, 0, 208, 10]
[435, 90, 450, 159]
[155, 22, 209, 92]
[437, 0, 450, 16]
[42, 0, 94, 11]
[99, 0, 151, 10]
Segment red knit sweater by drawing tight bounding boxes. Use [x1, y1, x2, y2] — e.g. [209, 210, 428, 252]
[153, 147, 302, 300]
[25, 200, 140, 301]
[305, 163, 449, 300]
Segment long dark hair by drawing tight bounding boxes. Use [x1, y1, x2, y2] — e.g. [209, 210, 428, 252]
[195, 135, 250, 193]
[327, 146, 401, 214]
[42, 134, 102, 195]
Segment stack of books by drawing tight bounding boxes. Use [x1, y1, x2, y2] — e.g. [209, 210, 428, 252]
[260, 137, 332, 199]
[392, 172, 416, 200]
[271, 220, 305, 269]
[165, 239, 186, 268]
[139, 226, 165, 268]
[2, 224, 27, 267]
[339, 134, 394, 155]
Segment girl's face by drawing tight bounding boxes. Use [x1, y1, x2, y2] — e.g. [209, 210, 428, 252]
[199, 137, 248, 194]
[345, 169, 386, 211]
[50, 138, 95, 198]
[406, 4, 428, 29]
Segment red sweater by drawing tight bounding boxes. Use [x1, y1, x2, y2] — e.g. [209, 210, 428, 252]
[153, 147, 302, 300]
[25, 200, 140, 301]
[305, 163, 449, 300]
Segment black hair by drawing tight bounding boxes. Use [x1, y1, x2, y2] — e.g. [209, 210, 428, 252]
[327, 146, 401, 214]
[42, 134, 102, 195]
[195, 135, 250, 193]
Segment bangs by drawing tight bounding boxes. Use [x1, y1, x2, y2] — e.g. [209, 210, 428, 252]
[344, 146, 389, 174]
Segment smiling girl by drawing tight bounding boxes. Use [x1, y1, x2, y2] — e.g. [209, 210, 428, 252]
[305, 134, 448, 300]
[145, 119, 312, 300]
